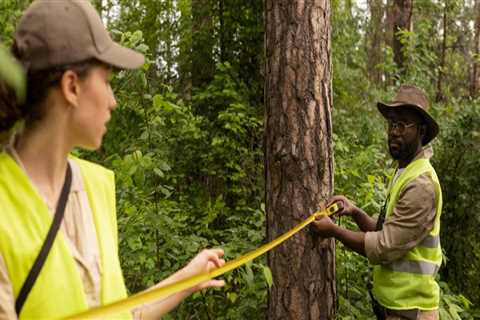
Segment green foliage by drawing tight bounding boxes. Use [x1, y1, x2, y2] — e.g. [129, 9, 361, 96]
[439, 281, 480, 320]
[0, 0, 28, 45]
[434, 101, 480, 306]
[92, 29, 268, 318]
[85, 1, 480, 318]
[333, 86, 389, 319]
[3, 0, 480, 318]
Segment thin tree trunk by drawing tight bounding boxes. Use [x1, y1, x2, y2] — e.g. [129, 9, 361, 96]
[392, 0, 413, 75]
[367, 0, 385, 85]
[192, 0, 215, 88]
[265, 0, 335, 319]
[436, 0, 448, 102]
[471, 0, 480, 97]
[384, 0, 395, 87]
[219, 0, 225, 63]
[178, 0, 193, 101]
[385, 0, 394, 49]
[165, 0, 174, 83]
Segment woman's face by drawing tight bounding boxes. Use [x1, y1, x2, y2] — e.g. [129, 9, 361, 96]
[71, 65, 117, 150]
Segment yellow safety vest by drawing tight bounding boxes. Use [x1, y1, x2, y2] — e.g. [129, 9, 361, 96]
[0, 153, 131, 319]
[372, 158, 443, 310]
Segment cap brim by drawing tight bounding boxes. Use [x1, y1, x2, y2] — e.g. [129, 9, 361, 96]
[377, 102, 439, 145]
[96, 42, 145, 70]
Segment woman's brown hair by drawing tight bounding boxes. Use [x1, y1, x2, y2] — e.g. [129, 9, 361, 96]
[0, 41, 101, 142]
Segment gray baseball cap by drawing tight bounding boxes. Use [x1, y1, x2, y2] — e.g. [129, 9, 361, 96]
[14, 0, 145, 71]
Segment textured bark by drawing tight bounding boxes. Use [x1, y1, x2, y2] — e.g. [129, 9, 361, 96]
[471, 0, 480, 97]
[265, 0, 335, 319]
[192, 0, 215, 88]
[219, 0, 226, 63]
[385, 0, 394, 49]
[367, 0, 385, 85]
[384, 0, 395, 87]
[436, 0, 448, 102]
[391, 0, 413, 74]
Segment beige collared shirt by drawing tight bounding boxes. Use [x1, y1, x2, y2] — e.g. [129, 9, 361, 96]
[364, 147, 438, 265]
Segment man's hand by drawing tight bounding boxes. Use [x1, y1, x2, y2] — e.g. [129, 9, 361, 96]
[328, 195, 359, 217]
[311, 215, 338, 238]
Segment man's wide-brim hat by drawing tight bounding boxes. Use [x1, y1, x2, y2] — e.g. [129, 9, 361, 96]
[377, 84, 439, 145]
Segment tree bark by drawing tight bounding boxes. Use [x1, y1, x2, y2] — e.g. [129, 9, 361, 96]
[392, 0, 413, 75]
[385, 0, 394, 49]
[471, 0, 480, 97]
[265, 0, 335, 319]
[219, 0, 225, 63]
[367, 0, 385, 85]
[192, 0, 215, 88]
[436, 0, 448, 102]
[384, 0, 395, 87]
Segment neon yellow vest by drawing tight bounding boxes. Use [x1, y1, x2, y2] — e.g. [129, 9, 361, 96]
[372, 158, 442, 310]
[0, 153, 131, 319]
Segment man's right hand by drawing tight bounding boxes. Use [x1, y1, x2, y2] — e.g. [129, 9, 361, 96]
[328, 195, 377, 232]
[327, 195, 358, 217]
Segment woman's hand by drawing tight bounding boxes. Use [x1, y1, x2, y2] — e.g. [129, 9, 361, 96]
[136, 248, 226, 319]
[181, 248, 226, 293]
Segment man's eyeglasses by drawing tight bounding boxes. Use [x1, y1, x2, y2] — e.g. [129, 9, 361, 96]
[387, 120, 418, 133]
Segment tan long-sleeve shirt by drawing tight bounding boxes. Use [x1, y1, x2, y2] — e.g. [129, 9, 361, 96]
[364, 148, 438, 265]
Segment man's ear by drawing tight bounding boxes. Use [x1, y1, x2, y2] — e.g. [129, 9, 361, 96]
[60, 70, 81, 108]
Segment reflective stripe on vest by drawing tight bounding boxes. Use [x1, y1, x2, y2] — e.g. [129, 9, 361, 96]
[418, 233, 440, 248]
[390, 260, 440, 275]
[0, 154, 131, 319]
[372, 158, 442, 311]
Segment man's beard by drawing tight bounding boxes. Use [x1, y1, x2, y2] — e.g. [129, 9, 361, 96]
[388, 138, 419, 162]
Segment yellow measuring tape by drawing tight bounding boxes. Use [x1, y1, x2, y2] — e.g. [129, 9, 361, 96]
[65, 202, 342, 319]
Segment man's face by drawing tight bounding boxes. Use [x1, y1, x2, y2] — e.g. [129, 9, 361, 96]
[386, 107, 425, 163]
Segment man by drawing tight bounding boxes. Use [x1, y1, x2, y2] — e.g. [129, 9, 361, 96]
[312, 85, 442, 320]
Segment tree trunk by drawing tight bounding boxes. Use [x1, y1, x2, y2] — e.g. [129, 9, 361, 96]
[192, 0, 215, 88]
[178, 0, 193, 101]
[385, 0, 394, 49]
[265, 0, 335, 319]
[392, 0, 413, 75]
[436, 0, 448, 102]
[219, 0, 226, 63]
[471, 0, 480, 97]
[367, 0, 385, 85]
[384, 0, 395, 87]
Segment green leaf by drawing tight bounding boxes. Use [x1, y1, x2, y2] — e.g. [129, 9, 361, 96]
[227, 292, 238, 303]
[153, 168, 164, 178]
[260, 264, 273, 288]
[0, 43, 25, 103]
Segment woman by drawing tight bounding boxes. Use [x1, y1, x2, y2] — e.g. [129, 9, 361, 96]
[0, 1, 225, 319]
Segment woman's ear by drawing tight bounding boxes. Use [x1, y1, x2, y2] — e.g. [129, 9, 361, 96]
[60, 70, 81, 108]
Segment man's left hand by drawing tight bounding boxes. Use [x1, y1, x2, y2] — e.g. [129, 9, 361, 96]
[311, 215, 338, 238]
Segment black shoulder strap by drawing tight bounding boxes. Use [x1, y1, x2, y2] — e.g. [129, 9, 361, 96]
[15, 163, 73, 316]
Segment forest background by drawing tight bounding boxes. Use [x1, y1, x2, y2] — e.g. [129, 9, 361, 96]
[1, 0, 479, 319]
